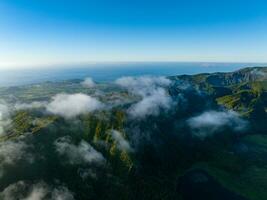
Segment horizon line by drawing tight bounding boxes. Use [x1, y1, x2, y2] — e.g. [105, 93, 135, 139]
[1, 60, 267, 70]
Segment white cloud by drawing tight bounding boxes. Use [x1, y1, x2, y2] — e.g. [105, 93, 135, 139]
[54, 136, 105, 165]
[46, 93, 103, 118]
[0, 102, 11, 136]
[81, 77, 95, 88]
[0, 181, 74, 200]
[115, 76, 173, 118]
[51, 186, 75, 200]
[0, 181, 26, 200]
[22, 183, 48, 200]
[0, 103, 9, 119]
[109, 130, 133, 152]
[0, 139, 34, 178]
[128, 88, 172, 118]
[77, 168, 97, 180]
[115, 76, 171, 97]
[187, 110, 248, 139]
[15, 101, 48, 110]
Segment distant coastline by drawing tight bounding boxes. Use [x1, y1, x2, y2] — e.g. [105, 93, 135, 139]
[0, 62, 266, 87]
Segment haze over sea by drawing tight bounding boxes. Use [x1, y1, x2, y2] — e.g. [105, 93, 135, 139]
[0, 62, 266, 87]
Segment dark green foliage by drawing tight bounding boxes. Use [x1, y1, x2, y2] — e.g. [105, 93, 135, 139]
[1, 66, 267, 200]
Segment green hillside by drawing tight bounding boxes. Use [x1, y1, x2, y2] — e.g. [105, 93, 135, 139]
[0, 66, 267, 200]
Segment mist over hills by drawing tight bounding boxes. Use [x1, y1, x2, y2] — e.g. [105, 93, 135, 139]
[0, 66, 266, 200]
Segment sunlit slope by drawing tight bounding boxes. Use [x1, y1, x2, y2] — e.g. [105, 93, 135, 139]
[171, 67, 267, 117]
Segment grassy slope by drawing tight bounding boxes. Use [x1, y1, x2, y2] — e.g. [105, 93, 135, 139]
[191, 134, 267, 200]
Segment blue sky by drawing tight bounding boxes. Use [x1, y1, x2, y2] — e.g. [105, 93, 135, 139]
[0, 0, 267, 68]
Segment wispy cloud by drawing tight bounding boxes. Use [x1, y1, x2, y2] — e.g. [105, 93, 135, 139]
[15, 101, 48, 110]
[187, 110, 248, 139]
[51, 186, 74, 200]
[0, 139, 34, 178]
[115, 76, 173, 118]
[0, 101, 11, 136]
[0, 181, 74, 200]
[54, 136, 105, 165]
[109, 130, 133, 152]
[81, 77, 95, 88]
[129, 88, 172, 118]
[115, 76, 171, 94]
[78, 168, 97, 180]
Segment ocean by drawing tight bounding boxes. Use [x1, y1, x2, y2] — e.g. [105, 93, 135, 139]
[0, 62, 266, 87]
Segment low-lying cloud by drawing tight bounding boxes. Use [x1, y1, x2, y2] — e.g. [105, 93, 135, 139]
[81, 77, 95, 88]
[128, 88, 172, 118]
[187, 110, 248, 138]
[115, 76, 171, 94]
[54, 136, 105, 165]
[109, 130, 133, 152]
[0, 102, 11, 136]
[46, 93, 103, 118]
[0, 139, 34, 178]
[115, 76, 173, 118]
[15, 101, 48, 110]
[0, 181, 74, 200]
